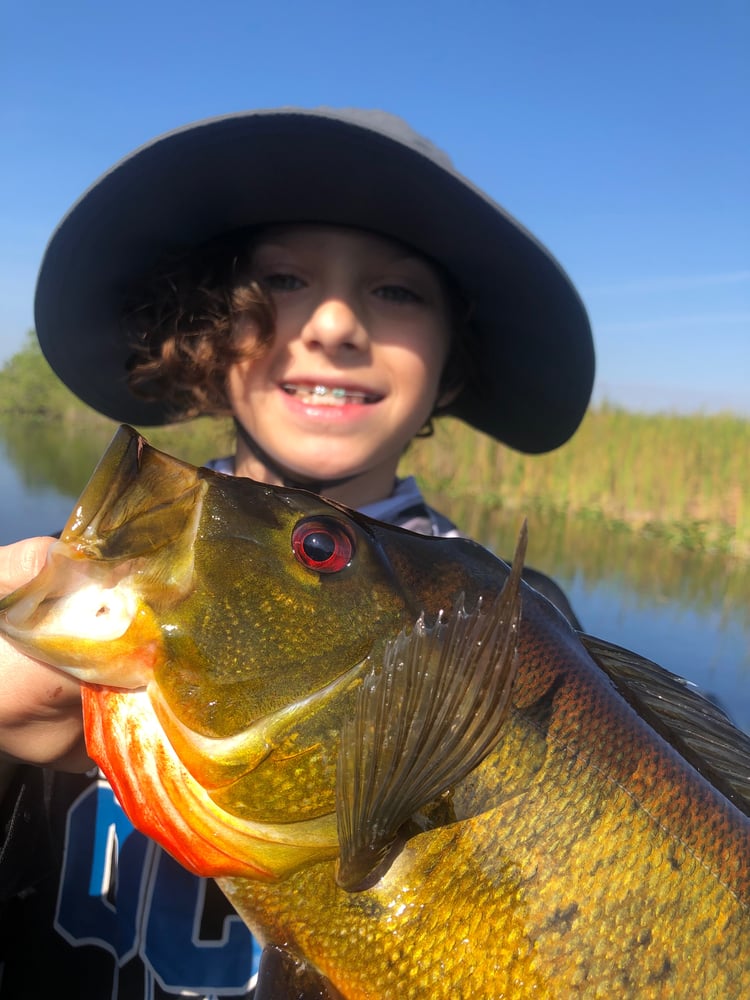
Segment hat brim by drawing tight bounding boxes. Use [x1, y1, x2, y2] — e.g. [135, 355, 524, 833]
[34, 108, 594, 453]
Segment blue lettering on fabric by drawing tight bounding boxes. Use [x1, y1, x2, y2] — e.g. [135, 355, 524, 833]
[55, 779, 259, 996]
[144, 849, 260, 992]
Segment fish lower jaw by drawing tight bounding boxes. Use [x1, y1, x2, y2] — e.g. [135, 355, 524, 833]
[1, 579, 138, 644]
[0, 582, 162, 688]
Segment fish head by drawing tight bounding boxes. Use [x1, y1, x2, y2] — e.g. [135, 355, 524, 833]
[0, 425, 511, 880]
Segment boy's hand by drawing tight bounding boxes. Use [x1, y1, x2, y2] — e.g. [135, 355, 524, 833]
[0, 537, 93, 780]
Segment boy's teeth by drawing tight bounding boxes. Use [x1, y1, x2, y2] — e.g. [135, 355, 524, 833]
[283, 384, 375, 403]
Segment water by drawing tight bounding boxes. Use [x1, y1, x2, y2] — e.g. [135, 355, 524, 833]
[0, 437, 76, 541]
[441, 495, 750, 734]
[1, 421, 748, 735]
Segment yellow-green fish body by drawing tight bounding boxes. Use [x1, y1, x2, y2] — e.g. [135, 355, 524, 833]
[1, 426, 748, 998]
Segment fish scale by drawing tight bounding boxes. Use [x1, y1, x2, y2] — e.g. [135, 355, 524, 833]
[219, 607, 750, 997]
[0, 424, 747, 999]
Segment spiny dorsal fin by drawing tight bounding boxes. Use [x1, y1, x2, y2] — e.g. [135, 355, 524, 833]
[335, 523, 527, 891]
[580, 633, 750, 816]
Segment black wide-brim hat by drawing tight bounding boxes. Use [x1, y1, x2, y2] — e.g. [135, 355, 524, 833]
[34, 107, 594, 453]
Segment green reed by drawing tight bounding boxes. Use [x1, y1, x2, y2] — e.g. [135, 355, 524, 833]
[1, 336, 747, 557]
[399, 408, 750, 558]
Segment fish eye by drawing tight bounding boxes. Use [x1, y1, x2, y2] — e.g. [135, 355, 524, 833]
[291, 517, 355, 574]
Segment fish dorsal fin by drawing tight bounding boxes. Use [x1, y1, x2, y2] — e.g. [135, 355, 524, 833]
[580, 633, 750, 816]
[335, 523, 527, 891]
[255, 943, 345, 999]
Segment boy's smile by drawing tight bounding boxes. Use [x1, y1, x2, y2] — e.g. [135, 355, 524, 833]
[226, 225, 455, 506]
[280, 382, 383, 406]
[276, 379, 385, 424]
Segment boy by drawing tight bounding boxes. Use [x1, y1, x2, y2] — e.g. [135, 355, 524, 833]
[0, 107, 593, 998]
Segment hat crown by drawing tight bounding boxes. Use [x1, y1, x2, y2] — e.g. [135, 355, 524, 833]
[305, 107, 455, 171]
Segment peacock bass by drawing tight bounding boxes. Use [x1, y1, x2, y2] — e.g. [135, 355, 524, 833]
[1, 425, 748, 998]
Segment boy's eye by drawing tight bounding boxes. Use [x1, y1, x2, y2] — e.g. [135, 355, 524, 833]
[263, 273, 305, 292]
[374, 284, 423, 304]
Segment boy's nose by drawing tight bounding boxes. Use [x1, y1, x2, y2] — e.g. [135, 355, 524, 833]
[301, 298, 369, 353]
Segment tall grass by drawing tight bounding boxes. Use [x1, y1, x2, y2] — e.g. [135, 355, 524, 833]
[399, 408, 750, 558]
[2, 335, 747, 557]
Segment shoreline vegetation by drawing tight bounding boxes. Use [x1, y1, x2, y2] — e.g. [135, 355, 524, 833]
[2, 333, 748, 558]
[401, 410, 749, 560]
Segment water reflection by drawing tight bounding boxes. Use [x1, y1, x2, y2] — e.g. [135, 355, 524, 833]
[1, 418, 748, 733]
[406, 495, 749, 734]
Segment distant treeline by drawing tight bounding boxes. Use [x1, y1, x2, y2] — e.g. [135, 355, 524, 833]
[0, 331, 235, 466]
[2, 332, 748, 557]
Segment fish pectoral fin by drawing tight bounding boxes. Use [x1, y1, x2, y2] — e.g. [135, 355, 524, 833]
[255, 943, 346, 1000]
[335, 522, 527, 892]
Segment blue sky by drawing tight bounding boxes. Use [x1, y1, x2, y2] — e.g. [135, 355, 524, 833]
[1, 1, 748, 415]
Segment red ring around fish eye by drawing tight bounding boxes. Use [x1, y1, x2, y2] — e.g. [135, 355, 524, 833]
[291, 517, 355, 573]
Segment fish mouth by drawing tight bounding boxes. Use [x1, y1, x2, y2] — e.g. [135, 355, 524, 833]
[281, 382, 383, 406]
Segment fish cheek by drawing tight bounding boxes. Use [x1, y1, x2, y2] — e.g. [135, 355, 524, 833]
[210, 685, 362, 823]
[148, 508, 411, 740]
[210, 743, 337, 822]
[149, 555, 387, 739]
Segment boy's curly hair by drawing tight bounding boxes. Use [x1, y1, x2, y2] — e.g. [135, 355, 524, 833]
[124, 228, 474, 426]
[124, 231, 274, 419]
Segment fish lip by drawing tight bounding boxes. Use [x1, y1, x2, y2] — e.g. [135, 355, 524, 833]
[280, 380, 384, 404]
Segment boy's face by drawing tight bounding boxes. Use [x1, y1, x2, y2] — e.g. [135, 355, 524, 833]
[227, 225, 455, 503]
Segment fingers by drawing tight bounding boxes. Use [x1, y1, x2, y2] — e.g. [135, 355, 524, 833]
[0, 536, 55, 594]
[0, 536, 92, 773]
